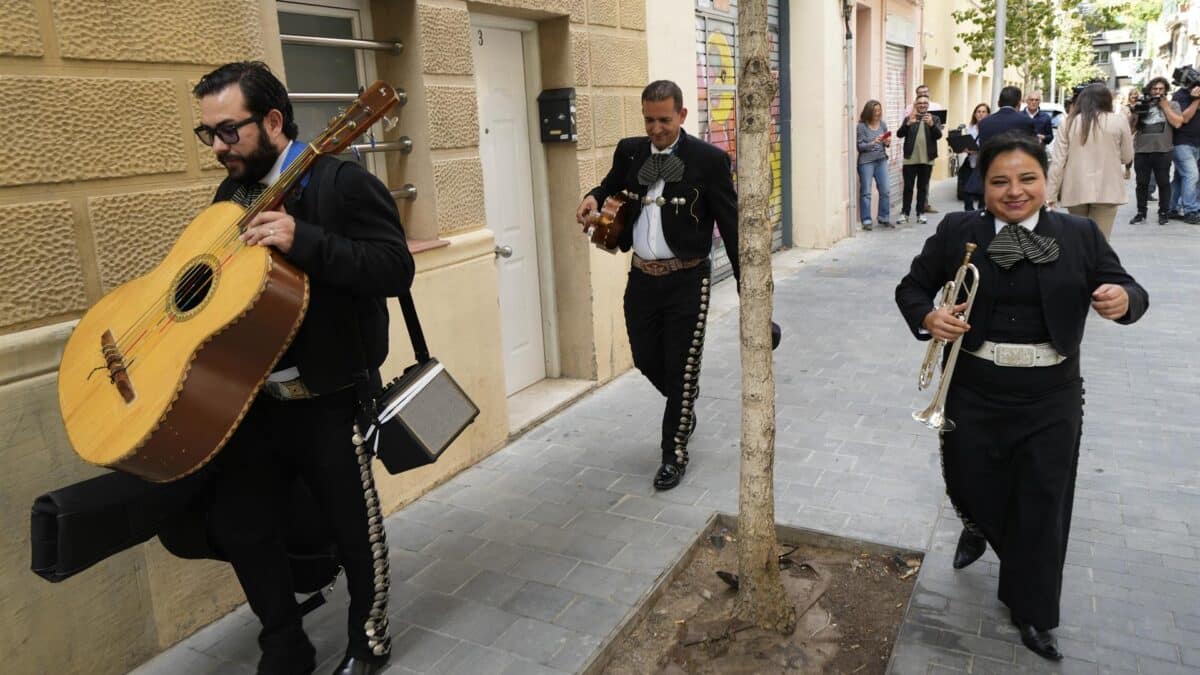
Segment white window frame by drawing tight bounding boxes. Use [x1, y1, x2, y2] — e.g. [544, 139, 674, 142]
[277, 0, 387, 181]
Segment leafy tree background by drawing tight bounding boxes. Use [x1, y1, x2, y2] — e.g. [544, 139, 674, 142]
[953, 0, 1162, 97]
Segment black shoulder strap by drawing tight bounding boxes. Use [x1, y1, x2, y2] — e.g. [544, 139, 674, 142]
[314, 158, 430, 371]
[398, 293, 430, 363]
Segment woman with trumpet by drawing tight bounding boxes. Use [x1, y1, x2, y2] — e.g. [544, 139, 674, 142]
[895, 132, 1148, 661]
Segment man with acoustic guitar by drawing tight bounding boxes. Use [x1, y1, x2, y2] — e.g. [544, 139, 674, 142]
[575, 80, 739, 490]
[193, 62, 413, 675]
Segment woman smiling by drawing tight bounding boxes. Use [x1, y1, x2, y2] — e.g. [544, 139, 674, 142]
[895, 131, 1148, 662]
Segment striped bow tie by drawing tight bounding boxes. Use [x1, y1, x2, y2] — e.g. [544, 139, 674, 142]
[637, 152, 685, 186]
[987, 223, 1060, 269]
[231, 182, 266, 208]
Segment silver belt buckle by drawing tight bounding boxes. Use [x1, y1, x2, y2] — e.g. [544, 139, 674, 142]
[993, 343, 1036, 367]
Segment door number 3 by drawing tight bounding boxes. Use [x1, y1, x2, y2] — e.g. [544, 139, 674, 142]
[478, 29, 483, 46]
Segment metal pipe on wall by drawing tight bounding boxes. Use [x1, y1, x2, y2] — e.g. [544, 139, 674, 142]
[992, 0, 1007, 105]
[843, 0, 857, 237]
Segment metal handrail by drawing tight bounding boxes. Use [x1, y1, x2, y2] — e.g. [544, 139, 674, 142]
[290, 89, 407, 105]
[280, 34, 403, 54]
[343, 138, 413, 155]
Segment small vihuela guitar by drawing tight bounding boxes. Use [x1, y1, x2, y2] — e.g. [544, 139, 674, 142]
[57, 82, 400, 482]
[584, 190, 635, 253]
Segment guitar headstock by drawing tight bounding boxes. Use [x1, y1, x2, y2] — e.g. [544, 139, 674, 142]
[312, 81, 401, 155]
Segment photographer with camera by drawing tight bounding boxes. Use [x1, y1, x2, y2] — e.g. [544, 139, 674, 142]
[896, 95, 943, 224]
[1168, 66, 1200, 224]
[1128, 77, 1183, 225]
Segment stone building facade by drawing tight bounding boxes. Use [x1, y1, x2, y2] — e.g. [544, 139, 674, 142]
[0, 1, 650, 673]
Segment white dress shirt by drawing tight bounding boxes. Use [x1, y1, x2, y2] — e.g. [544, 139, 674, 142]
[995, 210, 1040, 233]
[261, 140, 293, 188]
[631, 135, 680, 260]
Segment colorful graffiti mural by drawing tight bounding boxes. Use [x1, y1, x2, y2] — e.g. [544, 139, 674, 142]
[695, 1, 785, 277]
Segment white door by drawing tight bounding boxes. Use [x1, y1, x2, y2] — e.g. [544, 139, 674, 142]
[472, 26, 546, 396]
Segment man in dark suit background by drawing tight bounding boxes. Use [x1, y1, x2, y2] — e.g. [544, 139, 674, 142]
[195, 61, 413, 675]
[575, 80, 738, 491]
[1022, 91, 1055, 145]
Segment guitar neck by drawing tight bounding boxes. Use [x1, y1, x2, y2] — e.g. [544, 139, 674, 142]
[241, 144, 320, 226]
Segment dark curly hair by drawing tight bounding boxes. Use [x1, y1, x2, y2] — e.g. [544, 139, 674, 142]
[978, 130, 1049, 179]
[193, 61, 299, 140]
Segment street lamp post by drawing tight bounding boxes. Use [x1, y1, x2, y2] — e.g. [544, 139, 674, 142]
[992, 0, 1007, 105]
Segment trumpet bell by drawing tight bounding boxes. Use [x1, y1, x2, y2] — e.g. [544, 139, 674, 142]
[912, 406, 956, 432]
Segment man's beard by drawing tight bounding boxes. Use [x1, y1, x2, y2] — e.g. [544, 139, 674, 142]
[218, 130, 279, 184]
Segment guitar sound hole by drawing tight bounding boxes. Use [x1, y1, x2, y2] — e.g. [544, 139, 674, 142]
[174, 263, 215, 313]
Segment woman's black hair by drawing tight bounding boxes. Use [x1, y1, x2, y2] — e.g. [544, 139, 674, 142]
[1065, 83, 1113, 146]
[978, 130, 1049, 179]
[193, 61, 299, 140]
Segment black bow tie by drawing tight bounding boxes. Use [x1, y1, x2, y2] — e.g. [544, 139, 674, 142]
[231, 182, 266, 208]
[637, 152, 685, 186]
[987, 223, 1060, 269]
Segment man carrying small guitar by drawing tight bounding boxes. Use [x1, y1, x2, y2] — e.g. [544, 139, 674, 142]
[575, 80, 739, 490]
[194, 62, 413, 675]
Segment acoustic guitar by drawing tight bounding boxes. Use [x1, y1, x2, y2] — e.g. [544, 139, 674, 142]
[584, 190, 635, 252]
[57, 82, 401, 482]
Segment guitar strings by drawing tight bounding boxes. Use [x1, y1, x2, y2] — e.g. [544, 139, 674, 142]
[114, 160, 306, 356]
[113, 148, 318, 359]
[110, 92, 380, 365]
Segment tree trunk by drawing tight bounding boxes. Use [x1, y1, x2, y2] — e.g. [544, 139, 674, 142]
[731, 0, 795, 636]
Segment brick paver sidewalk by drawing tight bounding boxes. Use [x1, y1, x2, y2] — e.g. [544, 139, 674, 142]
[132, 180, 1200, 674]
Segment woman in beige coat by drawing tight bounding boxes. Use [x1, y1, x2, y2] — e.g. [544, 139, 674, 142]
[1047, 84, 1135, 239]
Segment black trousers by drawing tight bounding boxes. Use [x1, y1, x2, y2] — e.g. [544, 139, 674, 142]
[208, 388, 388, 669]
[1134, 151, 1172, 216]
[624, 261, 711, 466]
[941, 353, 1082, 630]
[902, 164, 934, 216]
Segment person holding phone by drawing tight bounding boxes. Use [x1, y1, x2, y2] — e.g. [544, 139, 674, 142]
[897, 95, 943, 224]
[856, 99, 892, 230]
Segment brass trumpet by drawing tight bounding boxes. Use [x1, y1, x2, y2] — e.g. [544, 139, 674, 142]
[913, 243, 980, 431]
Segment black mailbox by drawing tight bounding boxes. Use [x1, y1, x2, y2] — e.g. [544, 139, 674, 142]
[536, 88, 577, 143]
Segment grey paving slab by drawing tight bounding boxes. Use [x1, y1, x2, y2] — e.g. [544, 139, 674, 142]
[131, 180, 1200, 674]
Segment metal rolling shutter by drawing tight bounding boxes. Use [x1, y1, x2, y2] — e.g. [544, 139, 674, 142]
[884, 43, 908, 203]
[695, 0, 784, 282]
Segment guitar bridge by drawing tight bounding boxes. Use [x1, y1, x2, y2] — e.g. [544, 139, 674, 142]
[101, 329, 136, 403]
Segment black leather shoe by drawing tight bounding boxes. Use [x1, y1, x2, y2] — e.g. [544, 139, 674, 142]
[330, 654, 389, 675]
[1159, 214, 1170, 226]
[653, 463, 685, 490]
[952, 527, 987, 570]
[1012, 619, 1063, 661]
[1130, 213, 1146, 224]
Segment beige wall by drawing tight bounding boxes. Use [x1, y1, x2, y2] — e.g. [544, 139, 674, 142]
[0, 1, 648, 673]
[0, 3, 280, 673]
[646, 0, 700, 137]
[790, 0, 859, 248]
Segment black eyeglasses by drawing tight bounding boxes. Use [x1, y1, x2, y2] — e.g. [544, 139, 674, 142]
[193, 115, 260, 146]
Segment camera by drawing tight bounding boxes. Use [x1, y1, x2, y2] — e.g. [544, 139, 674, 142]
[1173, 65, 1200, 90]
[1131, 86, 1162, 116]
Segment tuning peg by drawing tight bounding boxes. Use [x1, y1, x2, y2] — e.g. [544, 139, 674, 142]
[381, 115, 399, 132]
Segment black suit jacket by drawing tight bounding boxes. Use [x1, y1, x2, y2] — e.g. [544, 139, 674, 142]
[977, 107, 1037, 147]
[588, 129, 740, 280]
[1026, 109, 1055, 145]
[897, 118, 943, 160]
[213, 154, 415, 393]
[895, 209, 1148, 358]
